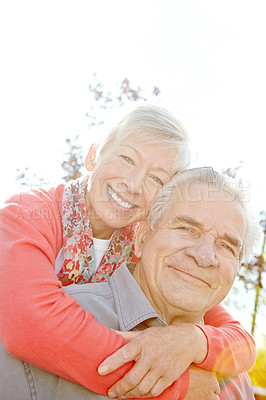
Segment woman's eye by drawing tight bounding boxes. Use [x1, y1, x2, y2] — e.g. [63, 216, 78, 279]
[120, 155, 134, 165]
[151, 176, 164, 185]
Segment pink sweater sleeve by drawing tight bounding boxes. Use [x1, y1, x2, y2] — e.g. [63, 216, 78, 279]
[195, 304, 256, 376]
[0, 187, 188, 400]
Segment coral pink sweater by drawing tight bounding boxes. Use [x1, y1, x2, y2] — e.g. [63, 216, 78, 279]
[0, 185, 256, 399]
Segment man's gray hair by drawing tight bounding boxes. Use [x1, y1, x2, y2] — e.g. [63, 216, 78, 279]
[96, 102, 191, 173]
[148, 167, 260, 264]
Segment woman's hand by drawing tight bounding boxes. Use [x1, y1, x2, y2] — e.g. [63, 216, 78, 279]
[98, 324, 208, 399]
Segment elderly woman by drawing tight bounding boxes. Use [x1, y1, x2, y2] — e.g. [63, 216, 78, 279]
[56, 103, 190, 285]
[0, 103, 256, 399]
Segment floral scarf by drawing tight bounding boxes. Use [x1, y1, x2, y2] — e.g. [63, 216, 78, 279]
[57, 175, 138, 285]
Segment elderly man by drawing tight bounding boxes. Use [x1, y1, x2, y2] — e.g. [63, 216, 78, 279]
[0, 167, 258, 399]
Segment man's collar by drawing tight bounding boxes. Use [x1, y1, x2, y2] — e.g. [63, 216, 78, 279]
[109, 263, 166, 331]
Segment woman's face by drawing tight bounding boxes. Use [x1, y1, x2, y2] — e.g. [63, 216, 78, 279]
[86, 135, 178, 238]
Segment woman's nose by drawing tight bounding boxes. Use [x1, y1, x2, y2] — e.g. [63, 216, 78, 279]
[125, 170, 144, 195]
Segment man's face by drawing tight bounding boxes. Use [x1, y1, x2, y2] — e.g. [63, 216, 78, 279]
[134, 182, 246, 324]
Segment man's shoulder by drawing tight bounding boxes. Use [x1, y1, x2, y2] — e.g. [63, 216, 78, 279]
[63, 280, 119, 330]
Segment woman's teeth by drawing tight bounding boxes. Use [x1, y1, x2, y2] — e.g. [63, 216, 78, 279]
[108, 186, 134, 209]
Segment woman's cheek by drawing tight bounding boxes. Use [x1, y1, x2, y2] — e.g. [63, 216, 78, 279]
[145, 185, 161, 207]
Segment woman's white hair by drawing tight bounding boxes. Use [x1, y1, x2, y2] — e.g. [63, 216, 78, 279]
[96, 102, 191, 173]
[148, 167, 260, 264]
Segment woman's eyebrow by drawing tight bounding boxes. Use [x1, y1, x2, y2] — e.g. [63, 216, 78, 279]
[119, 144, 143, 160]
[120, 144, 139, 154]
[120, 145, 171, 175]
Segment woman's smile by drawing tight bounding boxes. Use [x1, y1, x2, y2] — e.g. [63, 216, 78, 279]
[107, 185, 136, 210]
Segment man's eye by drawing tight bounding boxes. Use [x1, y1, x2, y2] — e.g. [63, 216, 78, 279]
[151, 176, 163, 185]
[221, 242, 235, 255]
[120, 155, 134, 165]
[173, 225, 200, 237]
[178, 226, 193, 233]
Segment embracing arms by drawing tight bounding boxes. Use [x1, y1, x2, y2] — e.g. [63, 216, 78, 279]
[98, 306, 255, 398]
[197, 303, 256, 375]
[0, 188, 255, 399]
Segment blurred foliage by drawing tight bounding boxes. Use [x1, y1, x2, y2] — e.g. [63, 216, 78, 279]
[61, 137, 85, 182]
[249, 338, 266, 388]
[15, 167, 49, 189]
[223, 167, 266, 336]
[237, 211, 266, 336]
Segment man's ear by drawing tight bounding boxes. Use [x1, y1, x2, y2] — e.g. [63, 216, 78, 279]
[85, 144, 96, 171]
[135, 220, 150, 258]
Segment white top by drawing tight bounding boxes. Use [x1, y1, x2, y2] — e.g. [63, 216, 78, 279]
[55, 247, 64, 275]
[92, 237, 111, 270]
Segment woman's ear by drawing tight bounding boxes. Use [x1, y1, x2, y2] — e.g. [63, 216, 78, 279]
[135, 220, 150, 258]
[85, 144, 96, 171]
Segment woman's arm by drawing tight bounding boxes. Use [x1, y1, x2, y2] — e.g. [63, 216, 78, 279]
[195, 303, 256, 376]
[0, 188, 131, 394]
[98, 304, 256, 398]
[0, 188, 189, 400]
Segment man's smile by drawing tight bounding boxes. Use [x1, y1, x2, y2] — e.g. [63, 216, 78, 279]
[167, 265, 213, 288]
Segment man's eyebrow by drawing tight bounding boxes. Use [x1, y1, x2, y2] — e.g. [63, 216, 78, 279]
[171, 215, 204, 228]
[221, 233, 242, 249]
[171, 215, 242, 249]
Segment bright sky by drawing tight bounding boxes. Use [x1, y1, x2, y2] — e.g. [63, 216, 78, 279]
[1, 0, 265, 339]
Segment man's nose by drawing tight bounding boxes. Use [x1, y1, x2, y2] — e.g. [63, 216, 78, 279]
[185, 236, 219, 268]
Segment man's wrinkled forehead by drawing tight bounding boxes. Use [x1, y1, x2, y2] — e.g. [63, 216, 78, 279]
[158, 181, 245, 227]
[167, 181, 238, 203]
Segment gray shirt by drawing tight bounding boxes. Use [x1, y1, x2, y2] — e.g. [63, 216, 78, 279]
[0, 263, 254, 399]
